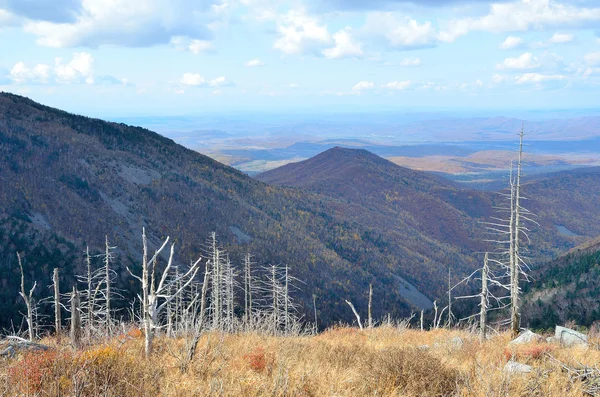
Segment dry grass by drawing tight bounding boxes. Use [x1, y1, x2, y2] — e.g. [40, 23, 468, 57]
[1, 326, 599, 396]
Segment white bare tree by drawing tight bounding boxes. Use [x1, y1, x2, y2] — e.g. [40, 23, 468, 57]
[17, 253, 36, 341]
[127, 228, 201, 357]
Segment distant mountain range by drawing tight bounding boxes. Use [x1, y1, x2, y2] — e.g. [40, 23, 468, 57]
[1, 93, 600, 329]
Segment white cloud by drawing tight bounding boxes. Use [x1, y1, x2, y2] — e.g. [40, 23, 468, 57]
[22, 0, 222, 48]
[584, 52, 600, 66]
[399, 57, 421, 66]
[208, 76, 234, 87]
[171, 36, 216, 54]
[549, 32, 573, 43]
[515, 72, 566, 84]
[54, 52, 94, 84]
[179, 73, 233, 88]
[211, 89, 222, 95]
[499, 36, 525, 50]
[497, 52, 540, 70]
[383, 80, 411, 90]
[439, 0, 600, 43]
[245, 59, 266, 67]
[189, 39, 216, 54]
[322, 27, 363, 59]
[285, 83, 300, 88]
[364, 12, 438, 49]
[274, 10, 332, 55]
[181, 73, 206, 86]
[352, 81, 375, 91]
[10, 62, 51, 84]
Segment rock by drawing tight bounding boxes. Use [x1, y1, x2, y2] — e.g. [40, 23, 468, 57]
[0, 346, 16, 358]
[546, 336, 559, 344]
[509, 330, 544, 345]
[417, 345, 430, 351]
[504, 360, 533, 374]
[555, 326, 588, 347]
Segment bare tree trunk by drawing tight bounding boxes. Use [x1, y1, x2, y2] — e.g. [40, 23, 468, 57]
[345, 300, 363, 330]
[85, 246, 93, 333]
[53, 268, 61, 336]
[420, 310, 424, 331]
[511, 127, 524, 338]
[368, 283, 373, 329]
[284, 265, 289, 333]
[272, 265, 279, 332]
[71, 287, 82, 349]
[182, 260, 210, 372]
[17, 253, 36, 342]
[447, 266, 453, 328]
[104, 235, 111, 328]
[313, 294, 318, 333]
[480, 253, 489, 343]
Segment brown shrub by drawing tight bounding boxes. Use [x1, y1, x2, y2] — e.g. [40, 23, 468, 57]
[364, 347, 458, 396]
[504, 343, 556, 362]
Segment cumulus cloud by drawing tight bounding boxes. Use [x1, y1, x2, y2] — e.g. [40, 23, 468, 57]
[399, 57, 421, 66]
[549, 32, 574, 43]
[364, 12, 438, 49]
[181, 73, 206, 86]
[322, 27, 363, 59]
[497, 52, 540, 70]
[54, 52, 94, 84]
[9, 52, 99, 85]
[10, 62, 51, 84]
[499, 36, 525, 49]
[383, 80, 411, 90]
[179, 73, 234, 91]
[439, 0, 600, 43]
[245, 59, 266, 67]
[273, 10, 332, 55]
[21, 0, 222, 48]
[352, 81, 375, 91]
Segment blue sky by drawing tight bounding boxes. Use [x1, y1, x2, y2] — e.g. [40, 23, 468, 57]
[0, 0, 599, 116]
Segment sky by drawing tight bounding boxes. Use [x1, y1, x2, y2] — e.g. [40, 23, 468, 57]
[0, 0, 600, 117]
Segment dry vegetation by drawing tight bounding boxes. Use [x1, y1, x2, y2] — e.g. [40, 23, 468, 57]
[2, 325, 599, 396]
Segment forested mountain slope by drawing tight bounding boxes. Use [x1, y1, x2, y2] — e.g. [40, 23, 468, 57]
[1, 92, 599, 330]
[523, 236, 600, 329]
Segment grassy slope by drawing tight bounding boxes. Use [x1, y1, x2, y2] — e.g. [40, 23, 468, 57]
[1, 326, 598, 396]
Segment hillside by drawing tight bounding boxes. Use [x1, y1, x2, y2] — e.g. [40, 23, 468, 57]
[0, 93, 416, 327]
[0, 93, 488, 329]
[2, 93, 600, 330]
[522, 236, 600, 330]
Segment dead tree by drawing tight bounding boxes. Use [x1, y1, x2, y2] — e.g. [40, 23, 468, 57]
[345, 300, 363, 330]
[510, 127, 525, 337]
[70, 287, 82, 349]
[368, 283, 373, 329]
[480, 253, 489, 343]
[103, 235, 116, 327]
[17, 253, 36, 341]
[127, 228, 201, 357]
[181, 259, 211, 372]
[53, 268, 61, 336]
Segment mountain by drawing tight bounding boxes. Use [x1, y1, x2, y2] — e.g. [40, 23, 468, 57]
[0, 93, 414, 327]
[0, 93, 490, 329]
[2, 93, 600, 331]
[522, 236, 600, 330]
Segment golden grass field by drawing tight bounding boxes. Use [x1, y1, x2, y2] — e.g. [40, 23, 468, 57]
[1, 326, 599, 396]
